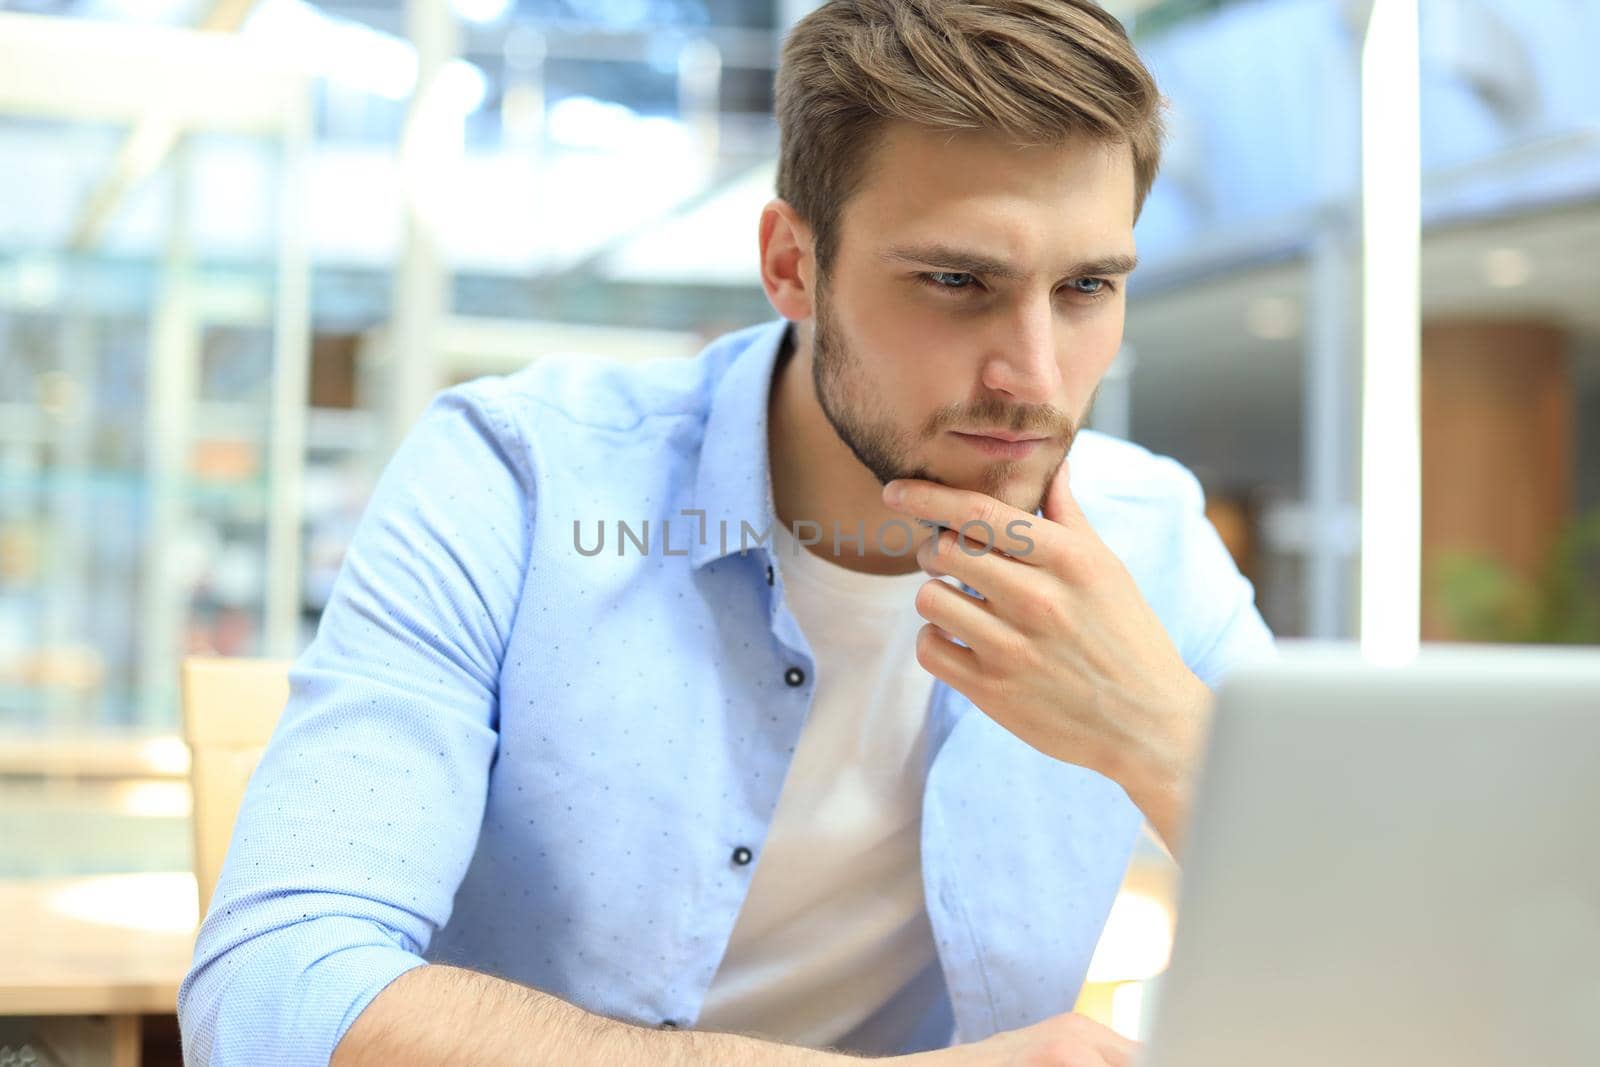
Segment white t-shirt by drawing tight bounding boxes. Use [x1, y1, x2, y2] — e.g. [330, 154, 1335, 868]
[694, 524, 944, 1049]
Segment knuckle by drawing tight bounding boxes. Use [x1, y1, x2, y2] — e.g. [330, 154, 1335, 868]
[914, 625, 949, 671]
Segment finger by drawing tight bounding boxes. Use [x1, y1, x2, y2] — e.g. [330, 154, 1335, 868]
[918, 529, 1085, 642]
[913, 622, 981, 690]
[913, 577, 1008, 655]
[1042, 456, 1086, 529]
[916, 526, 1036, 604]
[883, 479, 1050, 566]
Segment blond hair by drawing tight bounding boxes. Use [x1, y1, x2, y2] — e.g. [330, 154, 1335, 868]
[775, 0, 1166, 270]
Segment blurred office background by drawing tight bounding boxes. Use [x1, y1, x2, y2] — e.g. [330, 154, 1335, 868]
[0, 0, 1595, 1059]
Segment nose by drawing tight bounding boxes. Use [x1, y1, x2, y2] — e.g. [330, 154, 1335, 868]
[979, 296, 1062, 407]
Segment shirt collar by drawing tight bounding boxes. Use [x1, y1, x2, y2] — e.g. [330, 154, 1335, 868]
[690, 317, 794, 569]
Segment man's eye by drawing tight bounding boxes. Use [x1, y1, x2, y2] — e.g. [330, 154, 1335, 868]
[1067, 277, 1113, 297]
[921, 271, 977, 291]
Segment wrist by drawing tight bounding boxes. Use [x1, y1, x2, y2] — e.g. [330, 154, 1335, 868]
[1118, 672, 1212, 850]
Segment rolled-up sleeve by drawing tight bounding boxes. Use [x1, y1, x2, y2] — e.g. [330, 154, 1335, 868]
[178, 379, 534, 1066]
[1159, 458, 1278, 688]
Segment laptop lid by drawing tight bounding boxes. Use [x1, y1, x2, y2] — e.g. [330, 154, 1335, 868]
[1140, 643, 1600, 1067]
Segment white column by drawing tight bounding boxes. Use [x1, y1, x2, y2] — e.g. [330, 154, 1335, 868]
[139, 140, 198, 726]
[387, 0, 460, 453]
[263, 89, 313, 658]
[1358, 0, 1423, 664]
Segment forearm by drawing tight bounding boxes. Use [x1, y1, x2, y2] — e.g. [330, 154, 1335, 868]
[1125, 774, 1189, 863]
[1116, 672, 1214, 864]
[331, 963, 856, 1067]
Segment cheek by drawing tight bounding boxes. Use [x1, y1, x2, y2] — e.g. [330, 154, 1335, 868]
[1062, 307, 1126, 390]
[846, 297, 961, 387]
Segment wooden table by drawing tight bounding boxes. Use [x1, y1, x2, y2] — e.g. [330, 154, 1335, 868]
[0, 873, 197, 1066]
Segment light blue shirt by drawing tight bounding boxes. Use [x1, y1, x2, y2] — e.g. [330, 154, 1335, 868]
[178, 318, 1275, 1065]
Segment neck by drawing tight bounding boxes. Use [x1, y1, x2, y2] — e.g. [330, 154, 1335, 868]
[767, 319, 934, 576]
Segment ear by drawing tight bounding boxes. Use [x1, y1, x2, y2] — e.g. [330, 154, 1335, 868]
[758, 198, 816, 322]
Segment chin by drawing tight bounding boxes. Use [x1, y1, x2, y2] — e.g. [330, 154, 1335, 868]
[992, 480, 1049, 515]
[924, 455, 1049, 512]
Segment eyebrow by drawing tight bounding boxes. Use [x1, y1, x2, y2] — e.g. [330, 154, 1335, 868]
[879, 243, 1139, 282]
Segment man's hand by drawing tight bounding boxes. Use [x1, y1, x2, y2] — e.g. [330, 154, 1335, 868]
[898, 1011, 1138, 1067]
[883, 459, 1213, 857]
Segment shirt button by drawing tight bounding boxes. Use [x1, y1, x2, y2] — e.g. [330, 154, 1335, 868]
[766, 564, 775, 586]
[659, 1019, 679, 1030]
[784, 667, 805, 687]
[731, 845, 753, 866]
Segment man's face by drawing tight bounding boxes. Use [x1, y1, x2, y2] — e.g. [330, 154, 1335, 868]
[809, 120, 1138, 516]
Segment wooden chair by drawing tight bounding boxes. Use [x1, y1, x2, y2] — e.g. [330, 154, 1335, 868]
[178, 657, 292, 918]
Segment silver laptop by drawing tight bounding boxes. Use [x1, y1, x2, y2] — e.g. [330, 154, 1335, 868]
[1140, 642, 1600, 1067]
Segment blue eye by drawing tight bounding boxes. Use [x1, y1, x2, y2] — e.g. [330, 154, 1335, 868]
[1067, 277, 1113, 298]
[921, 271, 977, 291]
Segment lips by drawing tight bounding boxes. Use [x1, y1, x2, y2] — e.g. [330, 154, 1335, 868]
[957, 429, 1050, 443]
[949, 431, 1048, 459]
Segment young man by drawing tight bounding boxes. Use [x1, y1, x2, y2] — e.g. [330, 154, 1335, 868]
[179, 3, 1273, 1065]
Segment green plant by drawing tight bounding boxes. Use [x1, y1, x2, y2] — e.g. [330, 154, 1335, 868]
[1432, 508, 1600, 644]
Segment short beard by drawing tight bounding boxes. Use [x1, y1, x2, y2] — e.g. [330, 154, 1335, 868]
[808, 275, 1080, 516]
